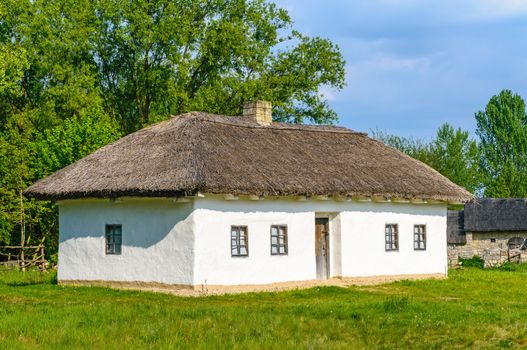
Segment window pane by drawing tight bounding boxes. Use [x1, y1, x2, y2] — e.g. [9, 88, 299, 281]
[106, 225, 122, 255]
[271, 246, 278, 254]
[240, 247, 247, 255]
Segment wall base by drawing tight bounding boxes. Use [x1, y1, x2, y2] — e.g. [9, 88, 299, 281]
[59, 273, 446, 297]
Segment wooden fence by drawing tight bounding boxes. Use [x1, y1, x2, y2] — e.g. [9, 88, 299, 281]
[0, 245, 48, 270]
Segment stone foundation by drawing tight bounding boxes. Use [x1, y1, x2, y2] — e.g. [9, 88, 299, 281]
[448, 231, 527, 267]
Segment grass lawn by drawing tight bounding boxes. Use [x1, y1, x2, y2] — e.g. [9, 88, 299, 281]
[0, 266, 527, 349]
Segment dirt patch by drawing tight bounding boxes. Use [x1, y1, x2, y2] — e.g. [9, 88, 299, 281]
[60, 273, 446, 297]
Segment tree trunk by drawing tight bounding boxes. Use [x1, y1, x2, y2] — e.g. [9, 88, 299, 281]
[20, 188, 25, 272]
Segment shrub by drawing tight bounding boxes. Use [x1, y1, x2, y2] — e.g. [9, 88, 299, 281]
[459, 256, 485, 269]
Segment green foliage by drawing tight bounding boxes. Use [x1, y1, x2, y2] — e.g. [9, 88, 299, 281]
[92, 0, 345, 131]
[31, 111, 121, 178]
[0, 111, 119, 249]
[373, 123, 481, 193]
[429, 124, 481, 194]
[375, 90, 527, 198]
[459, 255, 485, 269]
[0, 0, 345, 254]
[495, 262, 518, 271]
[475, 89, 527, 197]
[1, 267, 527, 348]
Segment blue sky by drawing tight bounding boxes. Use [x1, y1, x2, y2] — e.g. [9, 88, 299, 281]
[274, 0, 527, 139]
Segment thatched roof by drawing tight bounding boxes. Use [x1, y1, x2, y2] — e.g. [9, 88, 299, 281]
[447, 210, 466, 244]
[24, 112, 473, 202]
[464, 198, 527, 232]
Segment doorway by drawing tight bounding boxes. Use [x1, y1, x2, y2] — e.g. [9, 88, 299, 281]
[315, 218, 330, 279]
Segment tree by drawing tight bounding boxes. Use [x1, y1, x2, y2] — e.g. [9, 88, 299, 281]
[427, 124, 480, 194]
[0, 0, 346, 255]
[371, 129, 432, 164]
[93, 0, 346, 131]
[372, 123, 481, 194]
[475, 90, 527, 197]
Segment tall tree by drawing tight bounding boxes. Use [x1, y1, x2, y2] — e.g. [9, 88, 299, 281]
[427, 124, 480, 194]
[373, 123, 481, 194]
[0, 0, 346, 253]
[93, 0, 345, 131]
[475, 90, 527, 197]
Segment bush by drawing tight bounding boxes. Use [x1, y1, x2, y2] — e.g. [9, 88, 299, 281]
[459, 256, 485, 269]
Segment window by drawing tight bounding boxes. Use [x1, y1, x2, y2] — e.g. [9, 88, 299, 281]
[414, 225, 426, 250]
[385, 224, 398, 251]
[105, 224, 122, 255]
[231, 226, 248, 257]
[271, 225, 288, 255]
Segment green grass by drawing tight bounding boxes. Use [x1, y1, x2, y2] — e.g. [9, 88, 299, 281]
[1, 266, 527, 349]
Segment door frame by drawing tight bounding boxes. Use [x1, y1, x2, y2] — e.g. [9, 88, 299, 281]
[315, 217, 330, 280]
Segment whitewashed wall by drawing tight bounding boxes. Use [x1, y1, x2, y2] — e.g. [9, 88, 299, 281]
[339, 204, 448, 277]
[192, 196, 448, 286]
[192, 199, 316, 286]
[58, 196, 448, 286]
[58, 198, 194, 285]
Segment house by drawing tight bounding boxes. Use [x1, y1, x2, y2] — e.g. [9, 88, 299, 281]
[24, 101, 473, 291]
[448, 198, 527, 267]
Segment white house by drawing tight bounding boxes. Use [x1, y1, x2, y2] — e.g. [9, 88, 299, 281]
[25, 101, 473, 290]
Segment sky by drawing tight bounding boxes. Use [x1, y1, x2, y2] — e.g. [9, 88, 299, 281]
[274, 0, 527, 139]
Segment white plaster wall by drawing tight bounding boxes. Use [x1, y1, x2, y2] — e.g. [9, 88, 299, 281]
[58, 195, 448, 286]
[339, 203, 448, 277]
[192, 196, 447, 286]
[192, 198, 316, 286]
[58, 198, 195, 285]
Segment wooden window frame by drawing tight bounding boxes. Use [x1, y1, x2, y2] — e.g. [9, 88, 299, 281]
[413, 224, 426, 251]
[231, 226, 249, 257]
[270, 225, 288, 255]
[385, 224, 399, 251]
[105, 224, 122, 255]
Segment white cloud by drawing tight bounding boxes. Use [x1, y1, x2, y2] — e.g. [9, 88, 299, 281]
[473, 0, 527, 16]
[374, 53, 430, 71]
[319, 85, 338, 102]
[376, 0, 527, 22]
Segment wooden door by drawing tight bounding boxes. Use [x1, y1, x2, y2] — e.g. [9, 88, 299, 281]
[315, 218, 330, 279]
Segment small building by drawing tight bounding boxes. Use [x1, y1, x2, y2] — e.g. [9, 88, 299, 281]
[448, 198, 527, 267]
[25, 101, 472, 291]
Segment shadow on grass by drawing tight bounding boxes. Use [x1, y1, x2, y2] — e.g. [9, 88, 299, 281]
[0, 269, 57, 286]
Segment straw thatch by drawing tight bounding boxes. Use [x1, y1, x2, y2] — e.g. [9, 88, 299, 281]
[464, 198, 527, 232]
[447, 210, 466, 244]
[24, 112, 473, 202]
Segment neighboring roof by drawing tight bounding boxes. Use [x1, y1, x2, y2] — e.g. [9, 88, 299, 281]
[447, 210, 466, 244]
[464, 198, 527, 232]
[24, 112, 474, 201]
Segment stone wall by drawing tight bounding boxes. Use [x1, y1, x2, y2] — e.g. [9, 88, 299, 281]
[448, 231, 527, 267]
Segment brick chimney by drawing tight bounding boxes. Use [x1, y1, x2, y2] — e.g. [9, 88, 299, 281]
[243, 101, 272, 125]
